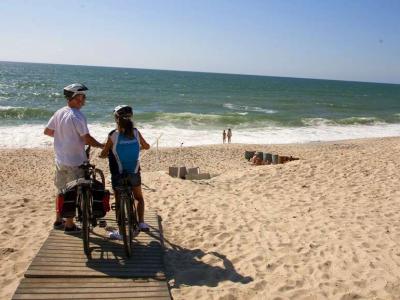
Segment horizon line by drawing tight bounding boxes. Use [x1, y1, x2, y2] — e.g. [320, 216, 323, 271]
[1, 59, 399, 86]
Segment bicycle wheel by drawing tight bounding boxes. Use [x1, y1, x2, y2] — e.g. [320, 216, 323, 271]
[81, 189, 91, 258]
[119, 192, 133, 257]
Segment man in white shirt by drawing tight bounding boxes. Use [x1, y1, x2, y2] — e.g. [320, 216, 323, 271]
[44, 83, 104, 232]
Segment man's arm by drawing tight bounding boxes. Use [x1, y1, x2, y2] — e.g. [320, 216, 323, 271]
[44, 127, 55, 137]
[83, 134, 104, 148]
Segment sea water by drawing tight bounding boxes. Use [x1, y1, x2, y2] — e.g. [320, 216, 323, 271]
[1, 61, 399, 148]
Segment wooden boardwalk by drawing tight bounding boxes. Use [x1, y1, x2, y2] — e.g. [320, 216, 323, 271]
[12, 209, 171, 300]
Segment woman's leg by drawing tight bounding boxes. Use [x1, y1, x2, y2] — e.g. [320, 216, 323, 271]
[132, 186, 145, 223]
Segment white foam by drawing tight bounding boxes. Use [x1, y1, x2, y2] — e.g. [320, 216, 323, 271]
[0, 106, 23, 110]
[1, 122, 400, 148]
[223, 103, 277, 114]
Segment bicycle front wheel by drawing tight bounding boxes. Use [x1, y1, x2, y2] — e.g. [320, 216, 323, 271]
[119, 192, 133, 257]
[81, 189, 91, 258]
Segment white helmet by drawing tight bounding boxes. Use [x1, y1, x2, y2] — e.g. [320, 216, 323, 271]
[113, 105, 133, 117]
[63, 83, 88, 99]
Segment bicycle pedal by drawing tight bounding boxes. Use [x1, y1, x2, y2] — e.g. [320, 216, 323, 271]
[99, 220, 107, 228]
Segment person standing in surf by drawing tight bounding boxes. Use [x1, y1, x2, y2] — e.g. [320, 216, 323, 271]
[223, 130, 227, 144]
[227, 128, 232, 143]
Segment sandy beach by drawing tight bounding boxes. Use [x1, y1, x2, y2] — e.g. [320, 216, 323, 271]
[1, 137, 400, 299]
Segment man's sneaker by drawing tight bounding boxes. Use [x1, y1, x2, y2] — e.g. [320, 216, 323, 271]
[53, 220, 65, 230]
[139, 222, 150, 232]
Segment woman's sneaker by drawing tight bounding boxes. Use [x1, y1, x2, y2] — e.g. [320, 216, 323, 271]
[139, 222, 150, 232]
[64, 224, 81, 234]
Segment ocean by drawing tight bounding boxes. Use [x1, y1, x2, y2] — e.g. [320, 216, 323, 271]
[1, 61, 399, 148]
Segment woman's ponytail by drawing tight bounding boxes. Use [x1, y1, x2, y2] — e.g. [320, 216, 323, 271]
[117, 117, 134, 139]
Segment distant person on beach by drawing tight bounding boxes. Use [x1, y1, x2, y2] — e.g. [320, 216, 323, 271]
[223, 130, 226, 144]
[100, 105, 151, 231]
[44, 83, 104, 233]
[227, 128, 232, 143]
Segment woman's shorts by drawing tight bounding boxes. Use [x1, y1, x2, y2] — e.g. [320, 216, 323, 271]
[111, 172, 141, 189]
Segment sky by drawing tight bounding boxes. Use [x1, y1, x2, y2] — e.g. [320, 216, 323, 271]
[0, 0, 399, 84]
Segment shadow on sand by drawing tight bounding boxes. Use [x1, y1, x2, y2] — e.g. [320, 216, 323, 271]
[156, 217, 253, 288]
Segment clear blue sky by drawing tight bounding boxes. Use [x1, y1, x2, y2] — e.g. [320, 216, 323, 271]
[1, 0, 399, 83]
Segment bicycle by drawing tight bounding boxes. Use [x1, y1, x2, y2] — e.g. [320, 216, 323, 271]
[63, 149, 108, 259]
[114, 172, 140, 257]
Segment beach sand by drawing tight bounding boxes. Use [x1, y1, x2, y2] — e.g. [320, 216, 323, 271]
[1, 137, 400, 299]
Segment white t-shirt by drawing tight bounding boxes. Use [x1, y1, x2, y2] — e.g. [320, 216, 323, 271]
[46, 106, 89, 166]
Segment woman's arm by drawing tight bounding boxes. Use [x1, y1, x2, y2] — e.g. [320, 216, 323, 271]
[138, 131, 150, 150]
[99, 137, 113, 158]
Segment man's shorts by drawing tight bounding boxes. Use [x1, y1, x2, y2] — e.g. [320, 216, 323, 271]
[111, 172, 141, 189]
[55, 163, 84, 193]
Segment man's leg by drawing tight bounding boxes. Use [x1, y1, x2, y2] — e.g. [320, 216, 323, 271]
[64, 166, 84, 229]
[54, 164, 66, 226]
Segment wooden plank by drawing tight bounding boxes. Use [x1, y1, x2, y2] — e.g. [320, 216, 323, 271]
[42, 239, 161, 247]
[27, 265, 164, 272]
[48, 233, 162, 241]
[34, 253, 160, 260]
[25, 269, 166, 279]
[34, 254, 162, 260]
[16, 287, 168, 293]
[14, 298, 170, 300]
[39, 244, 162, 251]
[44, 235, 161, 247]
[19, 277, 166, 283]
[41, 243, 162, 250]
[45, 236, 163, 243]
[29, 261, 163, 268]
[40, 246, 161, 252]
[13, 291, 170, 299]
[48, 231, 161, 238]
[34, 254, 162, 264]
[35, 252, 162, 259]
[20, 281, 166, 288]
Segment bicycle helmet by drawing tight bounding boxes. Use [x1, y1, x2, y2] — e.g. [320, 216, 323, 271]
[63, 83, 88, 100]
[113, 105, 133, 118]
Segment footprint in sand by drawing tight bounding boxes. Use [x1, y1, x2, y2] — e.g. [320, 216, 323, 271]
[0, 247, 16, 257]
[340, 293, 362, 300]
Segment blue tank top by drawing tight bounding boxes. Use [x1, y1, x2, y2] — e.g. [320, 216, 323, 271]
[110, 129, 140, 174]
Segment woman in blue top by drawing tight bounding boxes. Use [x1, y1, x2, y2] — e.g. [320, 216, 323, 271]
[100, 105, 150, 231]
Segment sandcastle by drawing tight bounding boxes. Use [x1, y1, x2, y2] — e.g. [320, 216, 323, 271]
[168, 166, 211, 180]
